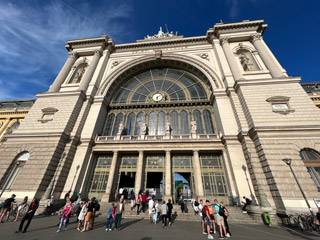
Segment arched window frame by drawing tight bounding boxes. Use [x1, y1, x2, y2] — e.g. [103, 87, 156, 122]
[64, 57, 90, 85]
[233, 45, 262, 72]
[1, 152, 29, 190]
[300, 148, 320, 191]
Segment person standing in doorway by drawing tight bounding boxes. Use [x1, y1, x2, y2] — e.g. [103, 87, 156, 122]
[214, 199, 227, 239]
[15, 198, 38, 233]
[115, 198, 125, 230]
[167, 199, 173, 225]
[14, 196, 28, 222]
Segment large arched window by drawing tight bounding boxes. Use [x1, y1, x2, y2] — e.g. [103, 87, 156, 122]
[125, 112, 135, 136]
[134, 112, 144, 135]
[300, 149, 320, 191]
[170, 111, 179, 135]
[180, 110, 189, 134]
[193, 110, 204, 134]
[203, 109, 214, 134]
[112, 113, 123, 136]
[157, 111, 165, 135]
[103, 114, 115, 136]
[2, 152, 29, 190]
[148, 112, 157, 135]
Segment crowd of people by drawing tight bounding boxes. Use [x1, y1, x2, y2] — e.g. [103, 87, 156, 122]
[3, 191, 320, 238]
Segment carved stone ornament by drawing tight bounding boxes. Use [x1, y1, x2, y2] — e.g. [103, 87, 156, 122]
[155, 49, 162, 59]
[69, 52, 78, 59]
[219, 37, 229, 45]
[144, 26, 178, 40]
[94, 49, 102, 57]
[250, 33, 262, 43]
[201, 53, 208, 59]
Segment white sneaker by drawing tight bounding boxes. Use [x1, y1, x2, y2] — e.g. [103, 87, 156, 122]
[109, 229, 112, 231]
[56, 230, 60, 233]
[208, 235, 214, 239]
[203, 232, 207, 235]
[106, 228, 108, 231]
[214, 230, 216, 234]
[226, 233, 230, 238]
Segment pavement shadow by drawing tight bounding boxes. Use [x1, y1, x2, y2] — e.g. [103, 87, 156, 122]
[284, 227, 320, 240]
[140, 238, 152, 240]
[121, 218, 144, 229]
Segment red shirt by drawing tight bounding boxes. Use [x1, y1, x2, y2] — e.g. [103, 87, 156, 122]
[204, 206, 210, 218]
[142, 194, 147, 202]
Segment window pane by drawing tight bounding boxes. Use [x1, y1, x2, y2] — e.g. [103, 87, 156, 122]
[170, 111, 179, 134]
[125, 112, 135, 136]
[157, 111, 165, 135]
[7, 122, 20, 134]
[112, 113, 123, 136]
[134, 112, 144, 135]
[306, 151, 318, 160]
[103, 114, 115, 136]
[148, 112, 156, 135]
[193, 110, 204, 134]
[307, 167, 320, 190]
[180, 110, 189, 134]
[203, 109, 214, 134]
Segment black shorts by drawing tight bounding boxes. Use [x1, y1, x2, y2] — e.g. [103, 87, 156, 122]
[210, 214, 215, 220]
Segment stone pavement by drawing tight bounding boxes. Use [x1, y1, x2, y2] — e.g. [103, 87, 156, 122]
[0, 214, 319, 240]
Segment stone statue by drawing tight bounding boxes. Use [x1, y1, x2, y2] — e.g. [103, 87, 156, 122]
[191, 120, 197, 134]
[165, 119, 171, 133]
[118, 121, 124, 135]
[72, 66, 86, 83]
[141, 121, 147, 135]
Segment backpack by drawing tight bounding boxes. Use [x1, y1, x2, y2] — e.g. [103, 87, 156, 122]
[95, 202, 100, 211]
[218, 205, 225, 216]
[202, 206, 206, 216]
[194, 201, 199, 207]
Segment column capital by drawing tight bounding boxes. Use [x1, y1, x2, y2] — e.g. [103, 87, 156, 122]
[250, 33, 262, 43]
[219, 37, 229, 46]
[193, 150, 199, 154]
[113, 150, 119, 155]
[93, 49, 102, 57]
[138, 150, 144, 155]
[69, 51, 78, 59]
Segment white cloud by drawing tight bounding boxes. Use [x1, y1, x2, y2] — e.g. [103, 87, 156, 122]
[226, 0, 260, 18]
[0, 0, 133, 100]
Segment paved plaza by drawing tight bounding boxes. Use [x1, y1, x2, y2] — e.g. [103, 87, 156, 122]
[0, 215, 319, 240]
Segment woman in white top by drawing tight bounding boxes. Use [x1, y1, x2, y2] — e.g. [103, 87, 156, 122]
[77, 201, 87, 231]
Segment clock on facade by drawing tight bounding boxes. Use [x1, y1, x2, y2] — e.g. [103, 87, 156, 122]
[152, 93, 163, 102]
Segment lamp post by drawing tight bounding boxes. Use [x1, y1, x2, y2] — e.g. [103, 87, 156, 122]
[282, 158, 314, 217]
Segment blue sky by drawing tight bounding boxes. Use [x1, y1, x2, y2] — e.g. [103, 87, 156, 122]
[0, 0, 319, 100]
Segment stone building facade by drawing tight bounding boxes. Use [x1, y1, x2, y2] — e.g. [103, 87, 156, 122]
[0, 99, 35, 143]
[301, 82, 320, 111]
[1, 20, 320, 215]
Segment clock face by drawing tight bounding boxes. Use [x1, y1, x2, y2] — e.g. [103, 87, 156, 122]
[152, 93, 163, 102]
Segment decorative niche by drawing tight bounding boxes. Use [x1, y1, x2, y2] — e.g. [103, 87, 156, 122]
[266, 96, 295, 115]
[38, 107, 58, 123]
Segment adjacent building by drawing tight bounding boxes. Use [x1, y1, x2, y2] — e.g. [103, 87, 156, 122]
[1, 20, 320, 216]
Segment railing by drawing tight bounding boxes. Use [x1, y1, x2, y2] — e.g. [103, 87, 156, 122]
[96, 134, 218, 142]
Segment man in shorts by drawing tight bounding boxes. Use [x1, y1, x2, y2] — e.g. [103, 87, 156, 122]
[0, 194, 16, 222]
[203, 200, 214, 239]
[199, 199, 206, 234]
[214, 199, 227, 239]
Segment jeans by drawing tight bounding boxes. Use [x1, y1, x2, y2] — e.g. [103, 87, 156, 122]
[115, 213, 122, 229]
[136, 204, 140, 214]
[142, 202, 146, 212]
[162, 214, 167, 226]
[106, 217, 113, 229]
[58, 217, 68, 230]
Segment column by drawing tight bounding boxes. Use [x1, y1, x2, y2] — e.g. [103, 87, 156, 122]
[193, 150, 204, 199]
[78, 50, 102, 92]
[250, 34, 284, 78]
[101, 151, 118, 202]
[134, 151, 144, 195]
[220, 37, 244, 81]
[0, 118, 11, 135]
[49, 52, 78, 92]
[164, 150, 172, 201]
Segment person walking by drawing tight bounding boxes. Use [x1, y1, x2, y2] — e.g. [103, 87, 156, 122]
[214, 199, 227, 239]
[148, 197, 154, 223]
[115, 198, 125, 230]
[167, 199, 173, 225]
[14, 196, 28, 222]
[179, 194, 185, 213]
[220, 201, 231, 237]
[136, 192, 142, 215]
[153, 200, 159, 224]
[0, 194, 16, 222]
[142, 192, 147, 213]
[82, 197, 95, 232]
[15, 198, 38, 233]
[160, 200, 168, 227]
[106, 203, 115, 231]
[130, 190, 135, 210]
[77, 201, 87, 231]
[203, 200, 214, 239]
[57, 197, 72, 232]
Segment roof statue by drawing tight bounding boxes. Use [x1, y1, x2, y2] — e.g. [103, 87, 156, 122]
[144, 25, 178, 40]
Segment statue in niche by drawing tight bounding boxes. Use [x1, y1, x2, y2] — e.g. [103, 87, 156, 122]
[239, 52, 257, 71]
[165, 119, 171, 133]
[71, 65, 87, 83]
[141, 121, 147, 135]
[191, 120, 197, 134]
[117, 121, 124, 135]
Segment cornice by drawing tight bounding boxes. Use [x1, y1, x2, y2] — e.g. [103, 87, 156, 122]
[210, 20, 267, 39]
[114, 36, 208, 52]
[65, 35, 115, 52]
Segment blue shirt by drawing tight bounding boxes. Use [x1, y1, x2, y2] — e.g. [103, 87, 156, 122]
[214, 204, 220, 216]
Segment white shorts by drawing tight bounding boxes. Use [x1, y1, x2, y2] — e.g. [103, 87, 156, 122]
[149, 209, 153, 214]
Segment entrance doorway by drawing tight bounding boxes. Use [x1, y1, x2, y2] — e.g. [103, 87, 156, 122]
[118, 171, 135, 199]
[145, 172, 163, 200]
[174, 172, 192, 202]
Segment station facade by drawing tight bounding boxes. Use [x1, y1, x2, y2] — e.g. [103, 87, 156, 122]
[1, 20, 320, 214]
